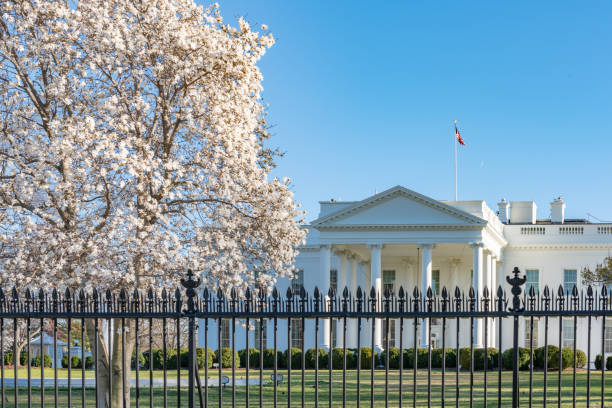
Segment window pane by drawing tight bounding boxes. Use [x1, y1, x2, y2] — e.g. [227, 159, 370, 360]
[563, 269, 577, 295]
[291, 319, 304, 349]
[605, 318, 612, 353]
[291, 269, 304, 294]
[432, 270, 440, 294]
[525, 269, 539, 294]
[330, 269, 337, 292]
[383, 270, 395, 295]
[525, 318, 539, 348]
[562, 318, 574, 348]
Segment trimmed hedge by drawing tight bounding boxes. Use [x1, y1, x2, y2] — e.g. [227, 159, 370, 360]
[359, 347, 376, 369]
[331, 348, 356, 369]
[595, 354, 612, 371]
[61, 355, 81, 369]
[31, 353, 52, 368]
[502, 348, 531, 370]
[215, 347, 240, 368]
[284, 348, 303, 369]
[459, 348, 499, 370]
[305, 348, 328, 369]
[403, 348, 428, 369]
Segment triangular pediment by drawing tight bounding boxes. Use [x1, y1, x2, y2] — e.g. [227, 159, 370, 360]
[311, 186, 486, 228]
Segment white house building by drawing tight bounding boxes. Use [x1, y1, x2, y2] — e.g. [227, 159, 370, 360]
[199, 185, 612, 362]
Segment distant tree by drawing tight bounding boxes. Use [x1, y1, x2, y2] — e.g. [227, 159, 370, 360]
[581, 256, 612, 288]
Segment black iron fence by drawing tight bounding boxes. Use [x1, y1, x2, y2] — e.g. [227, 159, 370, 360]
[0, 267, 611, 407]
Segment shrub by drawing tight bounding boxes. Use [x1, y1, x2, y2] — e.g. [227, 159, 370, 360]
[284, 348, 303, 369]
[84, 355, 94, 369]
[196, 348, 214, 369]
[31, 353, 52, 368]
[215, 348, 239, 368]
[595, 354, 603, 370]
[131, 351, 147, 370]
[502, 348, 531, 370]
[331, 348, 355, 369]
[62, 355, 81, 369]
[576, 349, 587, 368]
[239, 348, 260, 369]
[359, 347, 376, 369]
[459, 348, 498, 370]
[19, 353, 28, 366]
[261, 349, 285, 369]
[534, 345, 559, 369]
[431, 348, 457, 368]
[541, 348, 585, 371]
[3, 352, 13, 366]
[380, 347, 401, 369]
[305, 348, 328, 369]
[403, 348, 428, 369]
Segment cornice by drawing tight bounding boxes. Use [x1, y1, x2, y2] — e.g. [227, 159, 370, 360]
[314, 224, 483, 231]
[507, 244, 612, 251]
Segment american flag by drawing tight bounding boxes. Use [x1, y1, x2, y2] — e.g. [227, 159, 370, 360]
[455, 122, 465, 146]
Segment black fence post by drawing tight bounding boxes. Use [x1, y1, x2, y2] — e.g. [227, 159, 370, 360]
[506, 266, 526, 408]
[181, 269, 201, 408]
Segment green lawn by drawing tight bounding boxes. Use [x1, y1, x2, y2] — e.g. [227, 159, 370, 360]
[0, 369, 611, 407]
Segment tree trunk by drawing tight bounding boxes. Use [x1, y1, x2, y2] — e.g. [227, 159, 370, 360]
[85, 319, 136, 408]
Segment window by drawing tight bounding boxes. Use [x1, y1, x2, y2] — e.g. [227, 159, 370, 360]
[291, 269, 304, 295]
[525, 269, 539, 294]
[220, 319, 231, 349]
[331, 320, 337, 347]
[291, 319, 304, 349]
[563, 269, 577, 295]
[254, 320, 267, 348]
[605, 318, 612, 353]
[383, 270, 396, 295]
[525, 318, 539, 347]
[382, 270, 396, 346]
[562, 318, 574, 348]
[330, 269, 337, 293]
[432, 270, 440, 295]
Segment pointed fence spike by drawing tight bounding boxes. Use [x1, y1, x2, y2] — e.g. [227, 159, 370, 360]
[272, 287, 279, 299]
[313, 286, 320, 299]
[587, 285, 594, 297]
[216, 287, 223, 299]
[203, 287, 209, 299]
[119, 288, 127, 300]
[426, 286, 433, 298]
[384, 286, 391, 299]
[64, 287, 71, 298]
[231, 287, 238, 300]
[175, 288, 181, 301]
[413, 287, 420, 298]
[601, 285, 608, 297]
[370, 286, 376, 299]
[245, 287, 252, 300]
[483, 286, 490, 298]
[529, 285, 535, 297]
[557, 285, 565, 297]
[572, 285, 578, 297]
[342, 286, 349, 298]
[147, 287, 154, 299]
[133, 287, 139, 299]
[356, 286, 363, 299]
[11, 287, 18, 300]
[454, 286, 461, 298]
[441, 286, 448, 299]
[328, 287, 335, 298]
[497, 285, 504, 298]
[398, 286, 405, 299]
[543, 285, 550, 298]
[300, 286, 306, 299]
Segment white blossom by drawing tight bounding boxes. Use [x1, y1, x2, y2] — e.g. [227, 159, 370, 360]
[0, 0, 306, 293]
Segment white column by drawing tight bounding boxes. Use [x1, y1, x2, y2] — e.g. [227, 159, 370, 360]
[368, 243, 383, 352]
[449, 258, 461, 348]
[419, 244, 433, 347]
[348, 256, 358, 347]
[337, 252, 348, 347]
[470, 242, 484, 347]
[490, 256, 498, 347]
[320, 244, 331, 350]
[483, 250, 492, 347]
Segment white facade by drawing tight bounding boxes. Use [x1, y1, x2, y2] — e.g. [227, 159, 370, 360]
[199, 186, 612, 364]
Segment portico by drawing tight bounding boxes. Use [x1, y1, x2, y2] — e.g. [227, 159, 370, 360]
[310, 186, 506, 350]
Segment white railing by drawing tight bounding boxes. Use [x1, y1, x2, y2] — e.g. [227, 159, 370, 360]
[597, 226, 612, 234]
[520, 226, 546, 235]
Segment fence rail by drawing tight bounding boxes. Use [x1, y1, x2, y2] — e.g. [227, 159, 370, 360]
[0, 267, 610, 407]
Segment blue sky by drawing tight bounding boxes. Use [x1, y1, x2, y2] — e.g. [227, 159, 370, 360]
[209, 1, 612, 222]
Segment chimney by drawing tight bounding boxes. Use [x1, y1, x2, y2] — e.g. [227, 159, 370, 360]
[497, 198, 510, 223]
[510, 201, 537, 224]
[550, 196, 565, 224]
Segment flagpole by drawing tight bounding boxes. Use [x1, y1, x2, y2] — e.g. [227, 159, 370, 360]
[454, 120, 458, 201]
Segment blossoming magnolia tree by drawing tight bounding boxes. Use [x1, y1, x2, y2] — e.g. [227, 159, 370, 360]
[0, 0, 305, 406]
